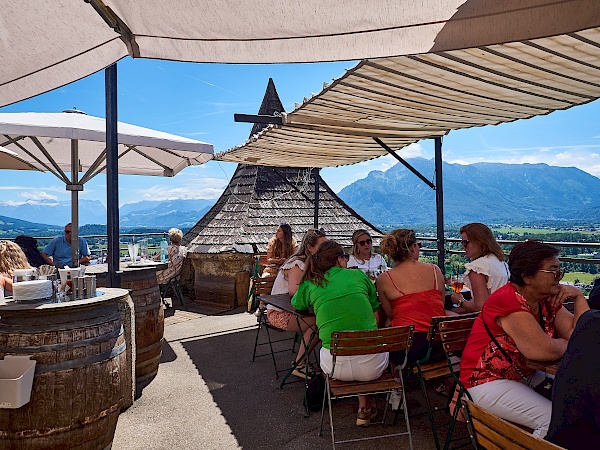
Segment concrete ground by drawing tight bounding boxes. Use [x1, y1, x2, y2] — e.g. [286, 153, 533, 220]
[112, 299, 468, 450]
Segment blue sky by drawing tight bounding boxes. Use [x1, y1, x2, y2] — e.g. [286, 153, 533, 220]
[1, 57, 600, 208]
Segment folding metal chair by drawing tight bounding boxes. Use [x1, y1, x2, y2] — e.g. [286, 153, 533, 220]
[319, 325, 415, 450]
[251, 275, 298, 377]
[159, 273, 186, 309]
[437, 316, 478, 450]
[462, 399, 565, 450]
[411, 313, 480, 450]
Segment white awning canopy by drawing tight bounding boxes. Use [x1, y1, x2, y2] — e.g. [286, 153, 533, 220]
[2, 1, 600, 107]
[217, 27, 600, 167]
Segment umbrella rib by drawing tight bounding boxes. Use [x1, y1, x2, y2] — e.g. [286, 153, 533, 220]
[80, 149, 108, 184]
[29, 136, 71, 184]
[3, 135, 68, 183]
[88, 146, 132, 180]
[126, 144, 173, 175]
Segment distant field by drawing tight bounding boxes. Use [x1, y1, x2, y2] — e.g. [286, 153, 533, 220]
[563, 272, 598, 284]
[493, 226, 599, 236]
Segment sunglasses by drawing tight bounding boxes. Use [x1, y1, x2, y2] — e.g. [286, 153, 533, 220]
[341, 253, 350, 261]
[315, 228, 326, 237]
[461, 239, 469, 247]
[357, 238, 372, 246]
[538, 268, 565, 280]
[64, 230, 72, 234]
[416, 242, 422, 248]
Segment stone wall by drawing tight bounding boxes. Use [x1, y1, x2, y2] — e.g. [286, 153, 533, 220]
[184, 253, 255, 309]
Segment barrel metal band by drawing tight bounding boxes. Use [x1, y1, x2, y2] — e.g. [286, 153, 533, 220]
[34, 341, 127, 373]
[0, 327, 123, 354]
[0, 310, 121, 333]
[130, 286, 160, 296]
[135, 301, 162, 313]
[136, 338, 164, 357]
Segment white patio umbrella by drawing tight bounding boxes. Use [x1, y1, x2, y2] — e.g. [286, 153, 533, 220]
[0, 109, 213, 272]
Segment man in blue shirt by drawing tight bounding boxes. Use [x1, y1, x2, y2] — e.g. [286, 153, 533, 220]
[41, 223, 91, 268]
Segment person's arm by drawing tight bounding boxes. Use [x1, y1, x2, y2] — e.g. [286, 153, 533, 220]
[265, 239, 283, 264]
[291, 282, 310, 310]
[40, 251, 53, 265]
[1, 275, 13, 293]
[552, 285, 590, 340]
[458, 271, 489, 312]
[499, 311, 568, 361]
[376, 273, 393, 319]
[286, 265, 303, 296]
[78, 239, 91, 265]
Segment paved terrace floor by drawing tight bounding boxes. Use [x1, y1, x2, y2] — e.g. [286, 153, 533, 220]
[112, 300, 467, 449]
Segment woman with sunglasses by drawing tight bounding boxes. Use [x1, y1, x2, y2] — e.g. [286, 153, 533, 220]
[348, 229, 388, 280]
[268, 228, 327, 378]
[452, 223, 509, 312]
[459, 240, 589, 437]
[376, 229, 446, 367]
[262, 223, 298, 277]
[292, 240, 384, 426]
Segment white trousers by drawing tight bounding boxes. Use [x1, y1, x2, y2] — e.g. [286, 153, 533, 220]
[467, 370, 552, 437]
[320, 347, 389, 381]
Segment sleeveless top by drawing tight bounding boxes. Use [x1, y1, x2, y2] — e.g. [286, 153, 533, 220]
[267, 258, 305, 311]
[385, 265, 445, 333]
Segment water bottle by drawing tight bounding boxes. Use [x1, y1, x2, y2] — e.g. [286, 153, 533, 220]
[160, 239, 169, 262]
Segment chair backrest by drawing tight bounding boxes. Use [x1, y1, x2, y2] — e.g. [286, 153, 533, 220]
[427, 312, 480, 345]
[462, 400, 565, 450]
[437, 316, 478, 379]
[330, 325, 414, 358]
[253, 275, 277, 296]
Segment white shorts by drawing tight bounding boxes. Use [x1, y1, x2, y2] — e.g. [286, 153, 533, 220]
[320, 347, 389, 381]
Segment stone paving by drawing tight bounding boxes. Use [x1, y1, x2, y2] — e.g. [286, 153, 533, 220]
[112, 300, 466, 449]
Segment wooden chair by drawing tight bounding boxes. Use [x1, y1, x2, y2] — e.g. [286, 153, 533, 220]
[319, 325, 415, 450]
[437, 316, 478, 450]
[411, 313, 480, 450]
[251, 275, 298, 377]
[461, 399, 566, 450]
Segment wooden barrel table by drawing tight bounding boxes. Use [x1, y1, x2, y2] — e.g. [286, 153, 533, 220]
[90, 262, 166, 387]
[0, 288, 130, 450]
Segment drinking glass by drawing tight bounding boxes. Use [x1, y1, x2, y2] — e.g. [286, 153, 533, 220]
[451, 275, 464, 293]
[128, 243, 139, 263]
[140, 239, 148, 260]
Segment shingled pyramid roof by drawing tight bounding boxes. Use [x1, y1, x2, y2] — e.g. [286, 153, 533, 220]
[183, 79, 382, 254]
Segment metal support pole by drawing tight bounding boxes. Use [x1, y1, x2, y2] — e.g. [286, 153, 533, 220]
[106, 64, 120, 287]
[313, 168, 320, 229]
[434, 137, 446, 272]
[70, 140, 79, 268]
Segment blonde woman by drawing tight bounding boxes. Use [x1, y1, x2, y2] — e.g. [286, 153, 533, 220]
[156, 228, 188, 284]
[348, 229, 388, 280]
[0, 240, 31, 297]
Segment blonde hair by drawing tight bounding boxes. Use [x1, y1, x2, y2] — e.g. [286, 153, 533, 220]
[380, 229, 417, 263]
[350, 229, 372, 261]
[168, 228, 183, 244]
[0, 240, 31, 276]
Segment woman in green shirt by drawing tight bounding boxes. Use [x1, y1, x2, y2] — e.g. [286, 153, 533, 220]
[292, 240, 387, 426]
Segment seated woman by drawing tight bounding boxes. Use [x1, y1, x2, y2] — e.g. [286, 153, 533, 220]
[0, 240, 31, 297]
[348, 229, 388, 281]
[292, 240, 385, 426]
[262, 223, 298, 277]
[452, 223, 509, 312]
[269, 228, 327, 378]
[377, 229, 446, 367]
[156, 228, 188, 285]
[459, 240, 589, 437]
[14, 235, 46, 267]
[546, 309, 600, 449]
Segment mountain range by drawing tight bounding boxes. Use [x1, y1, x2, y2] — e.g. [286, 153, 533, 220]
[338, 158, 600, 226]
[2, 159, 600, 234]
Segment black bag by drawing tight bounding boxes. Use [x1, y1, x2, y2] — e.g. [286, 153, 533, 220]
[303, 370, 325, 412]
[534, 376, 554, 400]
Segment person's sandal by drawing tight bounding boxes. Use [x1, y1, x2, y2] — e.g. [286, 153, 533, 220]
[356, 403, 378, 426]
[291, 363, 313, 380]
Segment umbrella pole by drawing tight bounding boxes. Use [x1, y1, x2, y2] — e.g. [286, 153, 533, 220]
[105, 64, 120, 288]
[68, 139, 81, 268]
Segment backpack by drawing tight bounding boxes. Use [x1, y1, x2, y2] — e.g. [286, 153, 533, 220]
[303, 369, 325, 412]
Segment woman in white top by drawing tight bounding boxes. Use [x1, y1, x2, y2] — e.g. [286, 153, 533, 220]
[348, 229, 388, 281]
[452, 222, 510, 312]
[269, 228, 328, 378]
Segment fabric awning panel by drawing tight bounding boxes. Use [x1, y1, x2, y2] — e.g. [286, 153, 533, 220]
[2, 1, 600, 108]
[217, 27, 600, 168]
